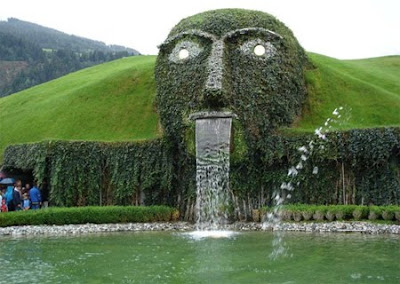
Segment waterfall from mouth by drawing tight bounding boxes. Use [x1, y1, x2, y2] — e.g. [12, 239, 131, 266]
[190, 112, 234, 230]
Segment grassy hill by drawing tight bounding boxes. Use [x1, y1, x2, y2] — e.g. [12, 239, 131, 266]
[1, 53, 399, 161]
[0, 56, 160, 161]
[296, 53, 400, 131]
[296, 53, 400, 132]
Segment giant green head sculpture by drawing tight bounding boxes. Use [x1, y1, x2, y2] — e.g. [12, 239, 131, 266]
[156, 9, 309, 150]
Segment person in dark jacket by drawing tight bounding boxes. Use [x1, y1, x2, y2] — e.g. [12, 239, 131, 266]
[29, 182, 42, 210]
[12, 180, 22, 211]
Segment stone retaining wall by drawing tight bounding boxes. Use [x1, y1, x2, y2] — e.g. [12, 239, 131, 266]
[1, 221, 399, 237]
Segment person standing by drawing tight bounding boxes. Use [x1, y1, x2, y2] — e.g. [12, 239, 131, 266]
[25, 183, 31, 195]
[30, 182, 42, 210]
[12, 180, 22, 211]
[0, 188, 4, 212]
[5, 185, 14, 211]
[1, 188, 7, 212]
[22, 193, 31, 210]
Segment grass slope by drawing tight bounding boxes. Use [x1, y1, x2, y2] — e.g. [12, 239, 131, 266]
[0, 56, 160, 161]
[1, 53, 400, 161]
[296, 53, 400, 131]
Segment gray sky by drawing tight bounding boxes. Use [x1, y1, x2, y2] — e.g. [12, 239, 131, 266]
[1, 0, 399, 59]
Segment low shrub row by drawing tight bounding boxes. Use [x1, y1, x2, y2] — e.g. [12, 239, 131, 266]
[0, 206, 179, 227]
[257, 204, 400, 222]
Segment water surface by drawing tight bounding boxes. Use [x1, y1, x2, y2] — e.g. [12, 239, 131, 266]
[0, 231, 399, 283]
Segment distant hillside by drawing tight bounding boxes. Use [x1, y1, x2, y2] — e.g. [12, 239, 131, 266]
[0, 18, 139, 54]
[0, 53, 399, 161]
[0, 18, 140, 97]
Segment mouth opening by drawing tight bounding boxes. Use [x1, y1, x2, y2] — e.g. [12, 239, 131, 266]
[189, 111, 238, 121]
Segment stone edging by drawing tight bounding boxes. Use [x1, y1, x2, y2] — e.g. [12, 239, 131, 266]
[0, 221, 399, 237]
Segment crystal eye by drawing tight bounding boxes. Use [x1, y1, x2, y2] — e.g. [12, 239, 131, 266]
[254, 45, 266, 56]
[239, 39, 276, 59]
[169, 41, 203, 63]
[179, 49, 189, 59]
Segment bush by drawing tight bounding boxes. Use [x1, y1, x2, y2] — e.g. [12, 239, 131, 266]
[395, 210, 400, 221]
[382, 211, 394, 221]
[368, 206, 382, 221]
[0, 206, 177, 227]
[381, 206, 396, 221]
[260, 204, 400, 222]
[252, 209, 261, 222]
[325, 211, 335, 221]
[302, 209, 314, 221]
[335, 210, 344, 221]
[171, 209, 180, 221]
[328, 205, 354, 221]
[325, 206, 339, 221]
[259, 207, 270, 222]
[352, 206, 368, 220]
[285, 205, 303, 222]
[291, 212, 301, 222]
[280, 209, 292, 221]
[313, 206, 327, 221]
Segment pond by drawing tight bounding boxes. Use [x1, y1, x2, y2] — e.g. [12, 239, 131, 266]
[0, 231, 399, 283]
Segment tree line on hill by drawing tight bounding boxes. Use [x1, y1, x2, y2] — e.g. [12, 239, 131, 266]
[0, 18, 140, 97]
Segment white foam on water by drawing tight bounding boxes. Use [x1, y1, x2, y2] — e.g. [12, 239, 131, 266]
[184, 230, 239, 240]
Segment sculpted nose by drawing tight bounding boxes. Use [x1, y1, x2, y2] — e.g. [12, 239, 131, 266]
[202, 40, 226, 108]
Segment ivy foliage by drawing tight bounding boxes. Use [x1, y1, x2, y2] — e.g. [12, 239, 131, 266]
[230, 127, 400, 206]
[3, 140, 174, 207]
[3, 127, 399, 209]
[155, 9, 310, 152]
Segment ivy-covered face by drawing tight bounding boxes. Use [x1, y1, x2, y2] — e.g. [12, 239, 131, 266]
[156, 9, 308, 150]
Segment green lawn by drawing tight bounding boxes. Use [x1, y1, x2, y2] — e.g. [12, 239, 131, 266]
[0, 56, 160, 161]
[1, 53, 399, 161]
[294, 53, 400, 132]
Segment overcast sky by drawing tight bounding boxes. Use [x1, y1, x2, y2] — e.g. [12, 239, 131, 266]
[1, 0, 399, 59]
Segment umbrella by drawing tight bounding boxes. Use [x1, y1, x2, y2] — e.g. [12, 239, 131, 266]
[0, 178, 15, 185]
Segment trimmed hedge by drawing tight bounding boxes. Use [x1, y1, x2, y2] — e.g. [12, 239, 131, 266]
[0, 206, 178, 227]
[260, 204, 400, 222]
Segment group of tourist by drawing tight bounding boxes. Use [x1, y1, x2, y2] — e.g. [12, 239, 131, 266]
[0, 179, 42, 212]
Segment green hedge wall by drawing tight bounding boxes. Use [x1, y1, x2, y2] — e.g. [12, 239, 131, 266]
[0, 206, 178, 227]
[3, 140, 176, 207]
[230, 127, 400, 210]
[2, 127, 400, 219]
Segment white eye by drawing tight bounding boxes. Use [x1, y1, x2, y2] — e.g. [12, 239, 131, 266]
[239, 39, 276, 59]
[254, 45, 266, 56]
[169, 41, 203, 63]
[179, 49, 189, 59]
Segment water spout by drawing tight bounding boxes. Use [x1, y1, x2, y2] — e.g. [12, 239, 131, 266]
[190, 111, 236, 230]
